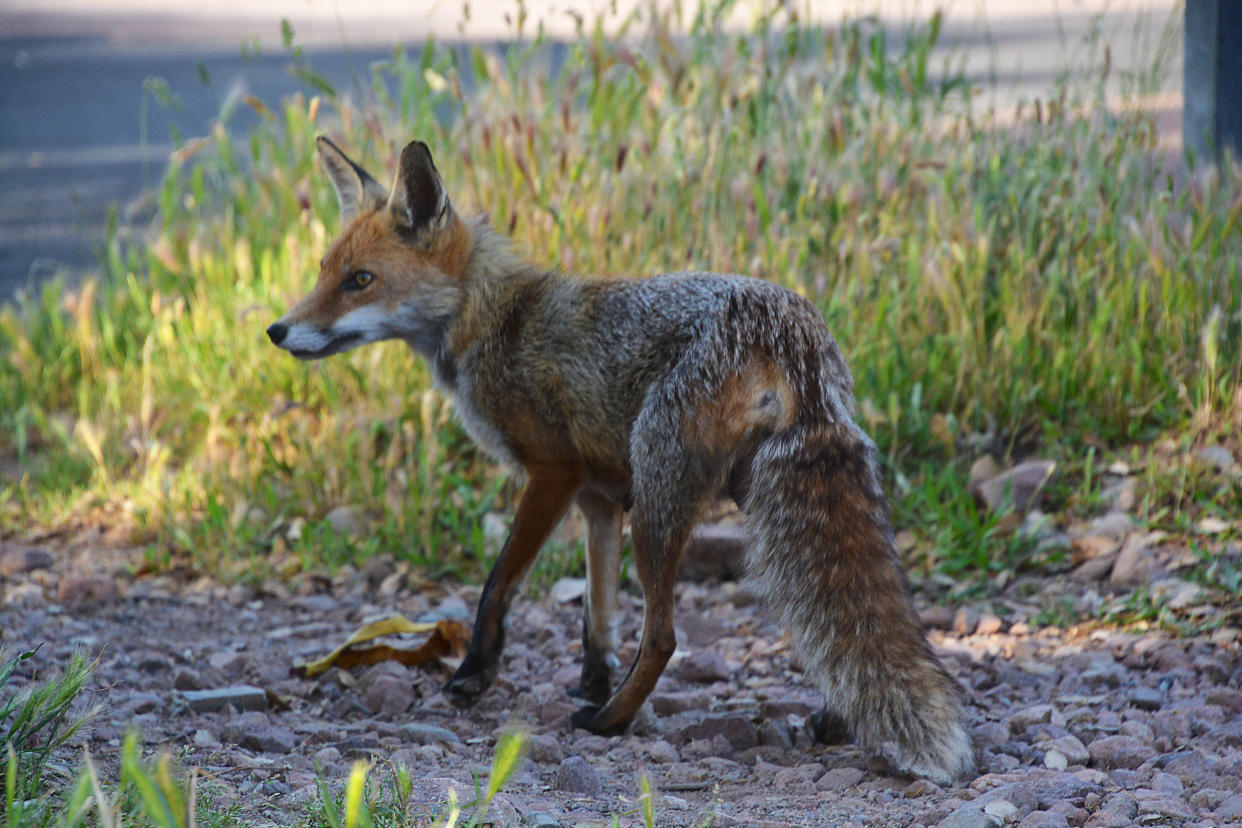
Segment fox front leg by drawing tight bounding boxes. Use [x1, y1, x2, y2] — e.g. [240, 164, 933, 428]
[445, 467, 581, 705]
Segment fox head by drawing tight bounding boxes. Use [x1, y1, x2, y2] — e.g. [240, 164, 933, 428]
[266, 137, 472, 360]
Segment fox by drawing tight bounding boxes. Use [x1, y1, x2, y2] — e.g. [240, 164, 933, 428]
[267, 136, 976, 784]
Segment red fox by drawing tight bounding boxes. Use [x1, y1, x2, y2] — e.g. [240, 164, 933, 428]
[268, 137, 975, 784]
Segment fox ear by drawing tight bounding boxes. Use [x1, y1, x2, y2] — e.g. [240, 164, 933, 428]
[316, 136, 387, 223]
[388, 140, 452, 238]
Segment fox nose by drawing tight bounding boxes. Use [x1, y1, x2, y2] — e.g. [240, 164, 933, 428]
[266, 322, 288, 345]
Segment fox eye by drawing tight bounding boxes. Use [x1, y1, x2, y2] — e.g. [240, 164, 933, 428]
[348, 270, 374, 290]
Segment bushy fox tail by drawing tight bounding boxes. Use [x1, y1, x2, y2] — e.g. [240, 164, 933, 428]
[742, 422, 974, 785]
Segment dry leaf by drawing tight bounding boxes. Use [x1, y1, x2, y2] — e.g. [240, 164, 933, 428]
[295, 615, 471, 678]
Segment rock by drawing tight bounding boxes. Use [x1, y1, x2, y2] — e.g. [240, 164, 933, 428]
[1215, 792, 1242, 820]
[972, 460, 1056, 514]
[677, 650, 731, 683]
[396, 722, 460, 745]
[935, 805, 1000, 828]
[1109, 535, 1161, 586]
[220, 712, 297, 753]
[522, 812, 560, 828]
[1071, 554, 1118, 581]
[172, 668, 202, 690]
[182, 685, 268, 713]
[920, 605, 955, 630]
[1008, 704, 1055, 734]
[325, 504, 368, 535]
[292, 593, 339, 614]
[969, 456, 1002, 488]
[1195, 444, 1236, 474]
[1015, 811, 1068, 828]
[1088, 511, 1134, 539]
[1087, 735, 1156, 770]
[363, 675, 414, 716]
[56, 576, 120, 604]
[1044, 750, 1067, 770]
[953, 607, 980, 636]
[1131, 789, 1195, 820]
[974, 782, 1038, 814]
[553, 756, 602, 795]
[650, 690, 713, 715]
[1128, 686, 1163, 711]
[983, 800, 1018, 821]
[682, 713, 758, 750]
[646, 740, 678, 764]
[1044, 735, 1090, 765]
[0, 545, 53, 576]
[976, 613, 1004, 635]
[313, 746, 343, 767]
[526, 733, 563, 764]
[680, 521, 748, 581]
[4, 582, 43, 606]
[548, 577, 586, 603]
[817, 766, 865, 790]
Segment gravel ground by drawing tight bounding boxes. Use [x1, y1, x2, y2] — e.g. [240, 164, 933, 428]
[3, 526, 1242, 828]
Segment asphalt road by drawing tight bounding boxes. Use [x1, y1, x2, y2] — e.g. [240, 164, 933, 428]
[0, 2, 1180, 302]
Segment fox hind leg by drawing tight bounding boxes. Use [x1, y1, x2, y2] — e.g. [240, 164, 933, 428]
[571, 489, 623, 705]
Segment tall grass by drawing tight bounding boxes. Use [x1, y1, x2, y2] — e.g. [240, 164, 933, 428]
[0, 2, 1238, 579]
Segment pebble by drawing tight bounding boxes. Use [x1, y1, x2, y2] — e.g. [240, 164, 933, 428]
[57, 575, 120, 604]
[0, 545, 53, 576]
[182, 685, 268, 713]
[972, 459, 1056, 514]
[397, 722, 460, 745]
[936, 805, 1000, 828]
[553, 756, 602, 795]
[818, 766, 865, 790]
[1087, 735, 1157, 770]
[680, 522, 748, 581]
[677, 650, 732, 683]
[220, 712, 297, 753]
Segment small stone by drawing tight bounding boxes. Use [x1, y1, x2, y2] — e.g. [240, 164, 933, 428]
[650, 690, 713, 715]
[1128, 687, 1163, 711]
[522, 812, 560, 828]
[680, 522, 748, 581]
[1015, 811, 1068, 828]
[976, 613, 1004, 635]
[953, 607, 980, 636]
[936, 805, 999, 828]
[1195, 444, 1236, 474]
[682, 713, 758, 750]
[363, 676, 413, 716]
[526, 734, 563, 764]
[1088, 511, 1134, 539]
[313, 746, 343, 767]
[57, 576, 120, 604]
[172, 669, 202, 691]
[182, 685, 268, 713]
[1009, 704, 1054, 733]
[969, 456, 1002, 488]
[1044, 750, 1067, 770]
[983, 800, 1018, 821]
[325, 504, 368, 535]
[548, 577, 586, 603]
[1216, 793, 1242, 820]
[646, 740, 678, 764]
[677, 650, 731, 683]
[554, 755, 602, 795]
[920, 605, 956, 630]
[973, 460, 1056, 514]
[1109, 535, 1161, 586]
[0, 545, 53, 577]
[220, 712, 296, 753]
[1087, 735, 1156, 770]
[1045, 735, 1090, 765]
[396, 722, 461, 745]
[817, 766, 865, 790]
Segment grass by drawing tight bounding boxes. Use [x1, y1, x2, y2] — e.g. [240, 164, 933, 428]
[0, 1, 1238, 600]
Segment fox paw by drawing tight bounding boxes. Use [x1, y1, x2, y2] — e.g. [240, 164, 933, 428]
[444, 671, 490, 707]
[570, 705, 629, 736]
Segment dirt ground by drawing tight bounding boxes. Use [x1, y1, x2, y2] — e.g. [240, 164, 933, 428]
[3, 527, 1242, 828]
